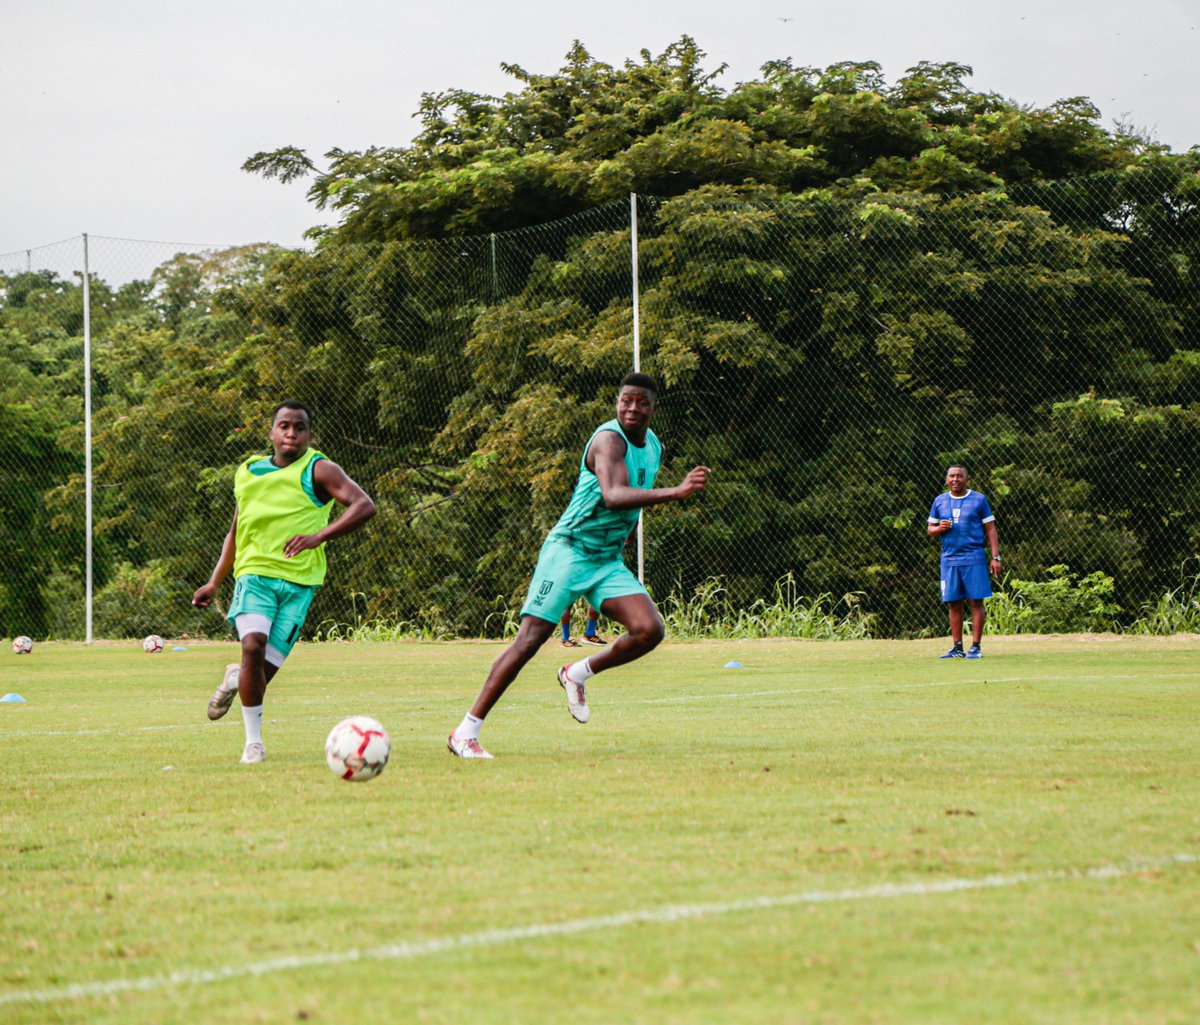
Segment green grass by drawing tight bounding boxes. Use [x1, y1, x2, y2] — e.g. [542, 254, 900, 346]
[2, 635, 1198, 1024]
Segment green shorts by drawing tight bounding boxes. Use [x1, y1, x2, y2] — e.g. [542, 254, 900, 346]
[227, 574, 318, 663]
[520, 536, 650, 624]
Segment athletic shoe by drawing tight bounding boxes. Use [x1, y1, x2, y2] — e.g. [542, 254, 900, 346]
[558, 664, 589, 723]
[938, 646, 966, 660]
[561, 637, 580, 648]
[207, 663, 241, 720]
[582, 633, 606, 645]
[447, 732, 493, 759]
[239, 742, 266, 765]
[966, 645, 983, 659]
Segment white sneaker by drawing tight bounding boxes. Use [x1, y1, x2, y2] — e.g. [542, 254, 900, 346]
[239, 741, 266, 765]
[207, 663, 240, 721]
[447, 732, 493, 759]
[558, 664, 589, 724]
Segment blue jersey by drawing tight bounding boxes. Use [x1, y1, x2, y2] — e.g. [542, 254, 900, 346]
[928, 490, 995, 566]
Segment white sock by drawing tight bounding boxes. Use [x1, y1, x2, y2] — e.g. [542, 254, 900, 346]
[566, 658, 595, 685]
[242, 705, 263, 746]
[456, 713, 483, 740]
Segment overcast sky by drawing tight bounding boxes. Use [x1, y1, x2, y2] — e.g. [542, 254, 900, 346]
[2, 0, 1196, 266]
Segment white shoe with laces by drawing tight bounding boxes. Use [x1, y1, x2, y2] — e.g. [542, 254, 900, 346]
[239, 741, 266, 765]
[447, 732, 493, 759]
[207, 663, 241, 721]
[558, 664, 589, 724]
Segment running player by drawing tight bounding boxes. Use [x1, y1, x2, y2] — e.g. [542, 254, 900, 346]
[192, 402, 376, 763]
[448, 372, 709, 758]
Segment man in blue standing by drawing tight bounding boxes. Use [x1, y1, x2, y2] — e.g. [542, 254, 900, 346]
[927, 464, 1001, 659]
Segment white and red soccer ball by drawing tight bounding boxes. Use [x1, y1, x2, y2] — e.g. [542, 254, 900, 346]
[11, 636, 33, 654]
[325, 715, 391, 782]
[142, 634, 164, 654]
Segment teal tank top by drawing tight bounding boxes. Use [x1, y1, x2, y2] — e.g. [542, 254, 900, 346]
[548, 420, 663, 558]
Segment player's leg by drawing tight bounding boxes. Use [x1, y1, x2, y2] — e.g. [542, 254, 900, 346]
[582, 593, 664, 673]
[966, 598, 986, 654]
[474, 614, 558, 719]
[560, 606, 579, 647]
[449, 538, 577, 757]
[209, 574, 272, 721]
[583, 605, 605, 644]
[947, 600, 964, 644]
[448, 614, 557, 758]
[226, 577, 314, 764]
[961, 563, 992, 657]
[557, 587, 665, 724]
[938, 567, 967, 658]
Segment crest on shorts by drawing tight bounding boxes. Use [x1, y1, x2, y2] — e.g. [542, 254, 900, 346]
[532, 579, 554, 606]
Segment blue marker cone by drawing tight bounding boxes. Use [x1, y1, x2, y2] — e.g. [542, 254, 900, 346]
[1, 693, 27, 703]
[723, 661, 744, 669]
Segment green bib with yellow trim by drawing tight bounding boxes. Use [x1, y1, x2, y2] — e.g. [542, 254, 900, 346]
[233, 448, 334, 586]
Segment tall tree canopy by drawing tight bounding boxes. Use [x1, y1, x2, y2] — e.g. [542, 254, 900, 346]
[244, 39, 1146, 241]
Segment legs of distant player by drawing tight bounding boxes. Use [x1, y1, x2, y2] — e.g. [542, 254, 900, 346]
[947, 600, 965, 647]
[967, 598, 986, 646]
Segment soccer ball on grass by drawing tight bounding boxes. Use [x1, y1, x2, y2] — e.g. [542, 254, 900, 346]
[12, 636, 33, 654]
[142, 635, 164, 653]
[325, 715, 391, 782]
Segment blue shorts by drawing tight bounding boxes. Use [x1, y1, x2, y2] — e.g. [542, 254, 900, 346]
[520, 536, 650, 624]
[940, 562, 992, 603]
[227, 574, 318, 663]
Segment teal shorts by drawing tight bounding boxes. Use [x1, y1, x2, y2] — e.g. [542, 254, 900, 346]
[520, 536, 650, 624]
[227, 574, 318, 662]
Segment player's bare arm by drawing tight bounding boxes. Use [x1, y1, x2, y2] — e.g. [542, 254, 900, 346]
[192, 508, 238, 607]
[281, 459, 376, 558]
[985, 521, 1001, 575]
[589, 431, 709, 510]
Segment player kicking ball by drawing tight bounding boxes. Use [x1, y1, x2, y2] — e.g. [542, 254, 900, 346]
[448, 372, 708, 758]
[192, 402, 375, 764]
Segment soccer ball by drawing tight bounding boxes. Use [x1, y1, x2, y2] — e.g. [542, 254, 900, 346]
[12, 636, 33, 654]
[142, 635, 164, 654]
[325, 715, 391, 782]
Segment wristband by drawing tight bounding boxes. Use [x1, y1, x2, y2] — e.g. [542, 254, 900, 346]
[990, 555, 1000, 561]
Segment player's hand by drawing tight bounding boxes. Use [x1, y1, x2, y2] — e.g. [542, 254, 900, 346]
[283, 533, 322, 558]
[192, 583, 216, 608]
[677, 466, 710, 498]
[938, 519, 953, 534]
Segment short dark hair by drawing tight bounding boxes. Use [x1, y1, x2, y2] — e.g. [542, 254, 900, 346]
[619, 371, 659, 396]
[272, 401, 312, 426]
[947, 463, 968, 475]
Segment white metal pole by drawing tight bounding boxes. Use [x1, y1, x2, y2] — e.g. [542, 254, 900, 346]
[83, 234, 93, 644]
[631, 194, 645, 583]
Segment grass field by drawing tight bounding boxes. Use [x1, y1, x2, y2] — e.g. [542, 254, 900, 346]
[1, 635, 1198, 1025]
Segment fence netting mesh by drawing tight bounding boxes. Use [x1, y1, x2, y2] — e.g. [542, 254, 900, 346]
[2, 171, 1197, 640]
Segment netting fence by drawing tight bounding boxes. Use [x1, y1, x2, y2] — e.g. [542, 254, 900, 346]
[3, 173, 1198, 641]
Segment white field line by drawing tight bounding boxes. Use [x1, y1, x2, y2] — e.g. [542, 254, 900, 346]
[2, 853, 1195, 1008]
[0, 673, 1176, 738]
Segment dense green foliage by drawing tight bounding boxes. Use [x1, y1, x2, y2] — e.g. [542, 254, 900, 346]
[4, 40, 1199, 639]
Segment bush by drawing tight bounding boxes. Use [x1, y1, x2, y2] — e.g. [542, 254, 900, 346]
[986, 565, 1121, 634]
